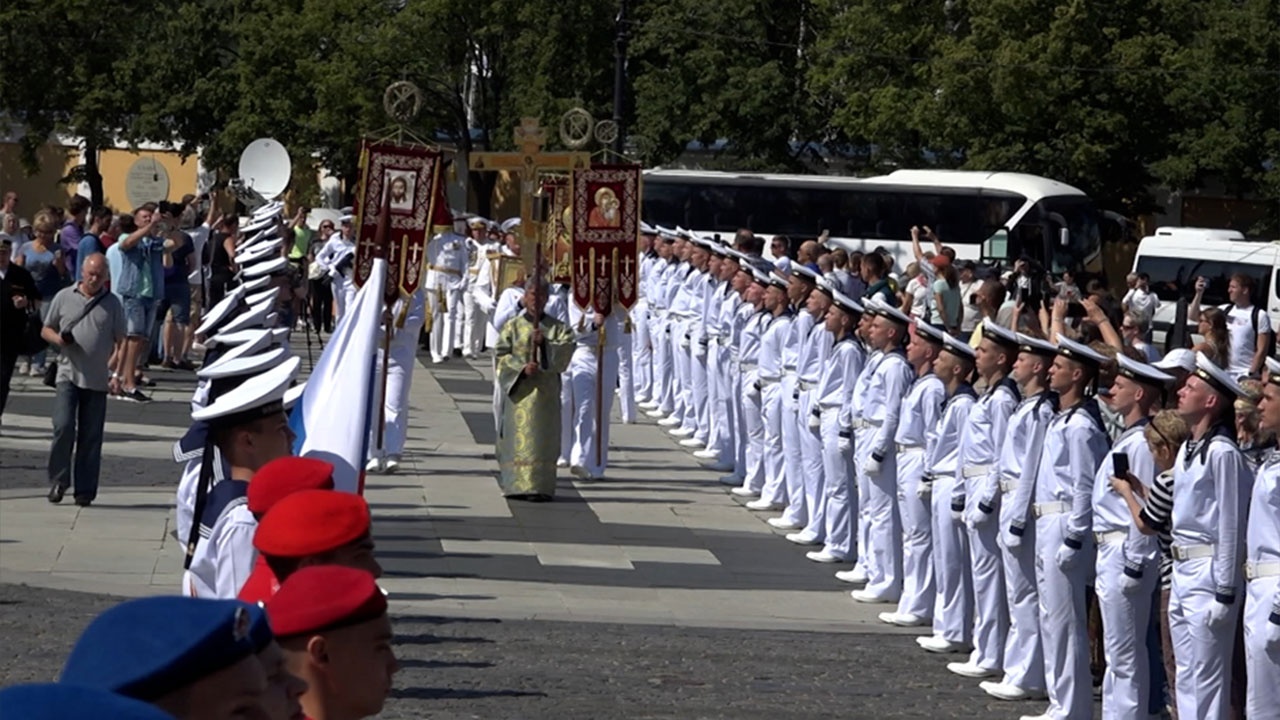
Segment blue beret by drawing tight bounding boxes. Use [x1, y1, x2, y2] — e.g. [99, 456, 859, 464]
[0, 683, 176, 719]
[60, 597, 271, 701]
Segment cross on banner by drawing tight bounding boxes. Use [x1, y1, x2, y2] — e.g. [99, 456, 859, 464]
[469, 118, 590, 273]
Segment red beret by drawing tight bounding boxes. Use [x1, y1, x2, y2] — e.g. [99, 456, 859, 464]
[247, 457, 335, 515]
[266, 565, 387, 638]
[253, 490, 371, 558]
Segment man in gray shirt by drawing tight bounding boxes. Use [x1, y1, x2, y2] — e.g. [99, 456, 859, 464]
[42, 253, 125, 506]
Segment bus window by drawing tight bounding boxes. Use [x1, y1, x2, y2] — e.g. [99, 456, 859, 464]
[1134, 257, 1273, 307]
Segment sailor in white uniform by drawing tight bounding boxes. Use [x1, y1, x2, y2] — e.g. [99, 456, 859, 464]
[658, 235, 697, 436]
[767, 265, 821, 532]
[878, 320, 946, 626]
[980, 333, 1058, 702]
[1085, 354, 1171, 717]
[460, 217, 496, 358]
[803, 289, 865, 563]
[916, 333, 977, 654]
[1164, 352, 1254, 720]
[313, 215, 356, 322]
[471, 222, 522, 431]
[785, 275, 836, 547]
[634, 224, 660, 407]
[680, 234, 715, 449]
[835, 307, 884, 585]
[950, 319, 1022, 679]
[1021, 336, 1110, 720]
[697, 247, 747, 471]
[728, 268, 770, 495]
[366, 286, 427, 474]
[745, 272, 794, 513]
[424, 223, 469, 363]
[1243, 356, 1280, 718]
[644, 231, 679, 420]
[564, 300, 622, 480]
[849, 298, 915, 604]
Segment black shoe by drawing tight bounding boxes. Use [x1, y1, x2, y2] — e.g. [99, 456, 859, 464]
[73, 496, 92, 507]
[48, 484, 66, 504]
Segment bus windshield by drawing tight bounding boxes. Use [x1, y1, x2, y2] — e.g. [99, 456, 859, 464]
[1007, 195, 1102, 275]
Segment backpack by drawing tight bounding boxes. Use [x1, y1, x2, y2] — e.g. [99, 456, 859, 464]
[1225, 303, 1277, 359]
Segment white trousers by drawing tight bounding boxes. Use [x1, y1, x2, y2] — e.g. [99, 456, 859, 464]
[967, 515, 1008, 672]
[894, 448, 934, 620]
[705, 343, 733, 458]
[1244, 576, 1280, 718]
[797, 391, 827, 541]
[779, 376, 806, 527]
[461, 285, 486, 356]
[490, 355, 502, 434]
[1169, 555, 1240, 720]
[632, 301, 652, 402]
[672, 322, 693, 426]
[930, 475, 972, 644]
[332, 274, 351, 323]
[739, 371, 765, 491]
[690, 343, 710, 441]
[1095, 540, 1157, 720]
[616, 330, 636, 423]
[428, 287, 464, 361]
[759, 382, 788, 507]
[1035, 514, 1094, 720]
[818, 409, 854, 560]
[567, 345, 619, 477]
[370, 311, 425, 458]
[998, 519, 1045, 691]
[859, 427, 901, 599]
[652, 315, 674, 413]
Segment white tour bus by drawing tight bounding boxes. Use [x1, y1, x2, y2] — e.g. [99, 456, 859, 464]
[641, 168, 1104, 275]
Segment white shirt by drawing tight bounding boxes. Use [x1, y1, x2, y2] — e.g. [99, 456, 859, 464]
[737, 307, 766, 367]
[906, 274, 932, 321]
[855, 349, 915, 461]
[1092, 420, 1160, 571]
[960, 379, 1020, 511]
[1223, 303, 1271, 378]
[1033, 400, 1111, 546]
[1173, 429, 1253, 599]
[757, 312, 793, 381]
[928, 386, 975, 480]
[1245, 451, 1280, 613]
[815, 336, 866, 415]
[1123, 287, 1159, 323]
[1001, 391, 1058, 534]
[183, 493, 256, 599]
[894, 372, 945, 449]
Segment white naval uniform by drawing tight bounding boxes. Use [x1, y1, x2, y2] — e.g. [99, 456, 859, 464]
[813, 334, 866, 560]
[957, 378, 1019, 673]
[794, 315, 835, 543]
[471, 246, 517, 349]
[632, 251, 660, 403]
[173, 446, 227, 555]
[891, 370, 945, 621]
[424, 231, 468, 362]
[846, 346, 883, 576]
[1091, 419, 1160, 719]
[314, 234, 356, 322]
[687, 270, 714, 443]
[854, 347, 914, 599]
[1169, 426, 1252, 720]
[704, 282, 739, 460]
[1243, 449, 1280, 718]
[1032, 399, 1110, 720]
[926, 384, 976, 645]
[756, 310, 794, 508]
[461, 238, 497, 356]
[778, 310, 816, 527]
[183, 482, 256, 599]
[666, 263, 697, 427]
[486, 285, 525, 431]
[732, 306, 767, 489]
[996, 391, 1058, 693]
[649, 260, 677, 414]
[369, 288, 427, 460]
[564, 303, 622, 478]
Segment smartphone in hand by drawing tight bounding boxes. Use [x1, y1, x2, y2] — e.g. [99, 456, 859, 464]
[1112, 452, 1130, 480]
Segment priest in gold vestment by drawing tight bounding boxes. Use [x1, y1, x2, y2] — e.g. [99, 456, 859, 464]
[495, 282, 575, 499]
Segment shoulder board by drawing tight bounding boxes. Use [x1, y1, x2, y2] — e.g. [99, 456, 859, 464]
[198, 480, 248, 532]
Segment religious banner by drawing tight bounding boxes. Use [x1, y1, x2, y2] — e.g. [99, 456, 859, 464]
[353, 140, 442, 294]
[541, 178, 573, 284]
[570, 164, 642, 314]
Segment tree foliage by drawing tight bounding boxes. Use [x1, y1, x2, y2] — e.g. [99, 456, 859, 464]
[1, 0, 1276, 226]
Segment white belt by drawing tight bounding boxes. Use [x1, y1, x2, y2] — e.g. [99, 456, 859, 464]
[798, 380, 815, 392]
[758, 376, 780, 387]
[1244, 560, 1280, 580]
[897, 444, 925, 455]
[740, 362, 759, 372]
[962, 464, 994, 479]
[1094, 530, 1126, 545]
[1171, 543, 1214, 562]
[998, 479, 1017, 493]
[851, 419, 882, 430]
[1033, 501, 1068, 518]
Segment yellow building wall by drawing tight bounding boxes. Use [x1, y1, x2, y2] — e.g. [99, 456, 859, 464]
[0, 141, 199, 215]
[99, 148, 200, 212]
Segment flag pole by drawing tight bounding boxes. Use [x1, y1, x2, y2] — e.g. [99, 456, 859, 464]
[373, 186, 394, 463]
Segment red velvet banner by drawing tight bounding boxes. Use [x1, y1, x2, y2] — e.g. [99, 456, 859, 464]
[353, 141, 442, 295]
[570, 164, 641, 313]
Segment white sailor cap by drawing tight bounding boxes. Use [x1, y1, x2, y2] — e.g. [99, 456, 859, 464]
[1056, 335, 1108, 368]
[191, 356, 301, 426]
[1265, 356, 1280, 385]
[868, 296, 912, 327]
[721, 246, 747, 264]
[199, 346, 292, 381]
[236, 241, 282, 265]
[251, 201, 285, 220]
[241, 256, 288, 279]
[245, 286, 282, 308]
[790, 263, 820, 283]
[240, 276, 271, 292]
[813, 275, 838, 297]
[195, 286, 248, 337]
[766, 271, 789, 290]
[941, 333, 977, 360]
[750, 268, 772, 286]
[1015, 332, 1058, 358]
[980, 318, 1021, 348]
[656, 225, 679, 241]
[1192, 351, 1249, 398]
[239, 226, 279, 248]
[1116, 354, 1174, 388]
[202, 327, 274, 353]
[674, 226, 694, 241]
[830, 289, 864, 315]
[283, 380, 306, 409]
[1153, 348, 1196, 375]
[914, 320, 948, 346]
[466, 216, 489, 228]
[240, 214, 278, 235]
[640, 221, 658, 235]
[339, 214, 354, 224]
[500, 218, 521, 234]
[217, 297, 276, 335]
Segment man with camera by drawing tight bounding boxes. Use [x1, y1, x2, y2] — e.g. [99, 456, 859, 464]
[43, 253, 126, 506]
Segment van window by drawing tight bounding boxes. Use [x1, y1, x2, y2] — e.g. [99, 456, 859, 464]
[1135, 256, 1273, 307]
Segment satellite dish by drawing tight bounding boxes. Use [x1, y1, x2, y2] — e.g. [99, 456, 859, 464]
[238, 138, 291, 200]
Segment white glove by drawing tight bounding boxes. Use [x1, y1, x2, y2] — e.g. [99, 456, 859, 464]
[807, 411, 821, 430]
[1118, 570, 1143, 595]
[863, 456, 882, 476]
[1266, 618, 1280, 649]
[1206, 600, 1233, 629]
[747, 382, 761, 401]
[1055, 544, 1080, 572]
[950, 508, 964, 523]
[680, 334, 691, 349]
[1003, 528, 1023, 549]
[965, 505, 992, 528]
[915, 482, 932, 499]
[837, 436, 852, 454]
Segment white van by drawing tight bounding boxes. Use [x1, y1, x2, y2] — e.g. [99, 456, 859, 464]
[1130, 227, 1280, 348]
